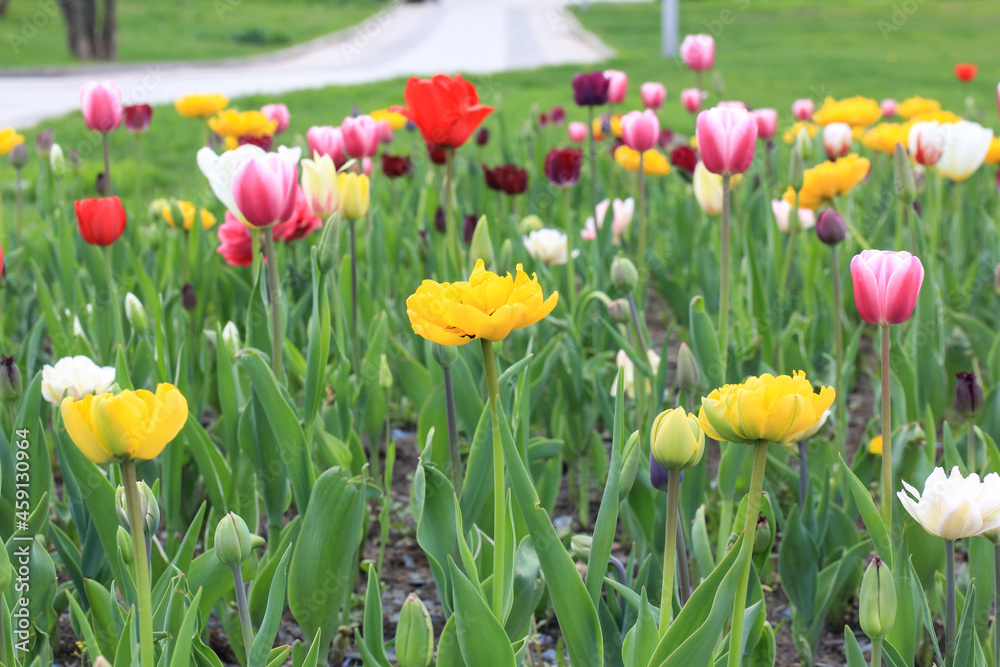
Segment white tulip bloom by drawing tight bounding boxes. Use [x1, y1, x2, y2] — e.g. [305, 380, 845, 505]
[523, 228, 576, 267]
[41, 356, 116, 406]
[898, 466, 1000, 541]
[935, 120, 993, 182]
[612, 349, 662, 400]
[771, 199, 816, 233]
[908, 121, 946, 166]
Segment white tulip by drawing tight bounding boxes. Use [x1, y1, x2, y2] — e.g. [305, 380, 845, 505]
[822, 122, 852, 160]
[771, 199, 816, 233]
[197, 144, 301, 222]
[693, 161, 723, 216]
[124, 292, 148, 334]
[612, 349, 661, 400]
[50, 144, 66, 178]
[221, 321, 241, 357]
[41, 355, 116, 406]
[935, 120, 993, 182]
[523, 228, 574, 266]
[897, 466, 1000, 541]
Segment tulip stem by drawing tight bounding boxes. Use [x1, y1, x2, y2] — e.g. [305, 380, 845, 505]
[348, 217, 360, 381]
[101, 131, 113, 196]
[659, 469, 681, 635]
[727, 440, 769, 667]
[230, 565, 256, 657]
[880, 325, 891, 533]
[121, 461, 155, 667]
[262, 227, 284, 379]
[798, 440, 809, 508]
[946, 539, 956, 660]
[831, 244, 845, 453]
[441, 362, 463, 495]
[968, 421, 976, 474]
[871, 636, 883, 667]
[676, 516, 692, 605]
[637, 153, 647, 303]
[444, 148, 461, 270]
[719, 174, 732, 380]
[481, 339, 507, 621]
[105, 246, 125, 351]
[587, 106, 600, 260]
[774, 189, 800, 371]
[992, 542, 999, 667]
[562, 187, 577, 307]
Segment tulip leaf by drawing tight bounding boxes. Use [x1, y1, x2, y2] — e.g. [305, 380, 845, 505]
[303, 248, 331, 432]
[248, 545, 292, 667]
[954, 582, 978, 667]
[840, 454, 892, 570]
[689, 295, 724, 389]
[447, 557, 516, 667]
[182, 415, 231, 512]
[436, 614, 467, 667]
[413, 460, 460, 616]
[843, 627, 867, 667]
[458, 404, 493, 528]
[168, 589, 203, 667]
[778, 506, 818, 630]
[357, 564, 391, 667]
[66, 593, 103, 666]
[621, 587, 659, 667]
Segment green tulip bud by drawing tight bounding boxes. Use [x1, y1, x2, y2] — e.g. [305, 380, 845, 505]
[395, 593, 434, 667]
[116, 481, 159, 535]
[795, 127, 814, 161]
[519, 215, 544, 234]
[859, 556, 896, 640]
[753, 514, 773, 555]
[570, 534, 593, 557]
[675, 342, 701, 394]
[893, 143, 916, 205]
[221, 321, 241, 357]
[0, 540, 12, 591]
[650, 408, 705, 471]
[378, 354, 393, 392]
[50, 144, 67, 179]
[610, 256, 639, 292]
[432, 343, 458, 369]
[117, 525, 134, 565]
[788, 144, 805, 192]
[608, 298, 631, 324]
[0, 355, 22, 403]
[468, 215, 494, 269]
[124, 292, 149, 335]
[215, 512, 253, 568]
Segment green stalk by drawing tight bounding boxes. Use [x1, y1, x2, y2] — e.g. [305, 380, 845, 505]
[444, 148, 461, 270]
[968, 421, 977, 474]
[798, 441, 809, 508]
[134, 135, 143, 213]
[231, 565, 255, 655]
[561, 187, 577, 307]
[831, 244, 845, 453]
[715, 496, 733, 562]
[262, 227, 284, 379]
[774, 190, 800, 370]
[676, 517, 692, 605]
[121, 461, 155, 667]
[659, 469, 681, 635]
[880, 325, 892, 532]
[349, 218, 359, 374]
[102, 131, 113, 195]
[726, 440, 769, 667]
[588, 106, 601, 264]
[871, 636, 883, 667]
[637, 152, 647, 304]
[105, 246, 125, 350]
[481, 339, 507, 620]
[442, 363, 463, 495]
[993, 542, 999, 667]
[719, 174, 732, 380]
[945, 539, 956, 660]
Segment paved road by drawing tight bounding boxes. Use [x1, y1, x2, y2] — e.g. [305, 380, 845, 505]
[0, 0, 621, 129]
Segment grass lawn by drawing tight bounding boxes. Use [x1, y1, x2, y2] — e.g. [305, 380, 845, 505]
[11, 0, 1000, 207]
[0, 0, 385, 68]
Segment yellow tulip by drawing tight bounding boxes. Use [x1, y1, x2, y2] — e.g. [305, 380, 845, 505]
[208, 109, 277, 138]
[591, 117, 605, 141]
[911, 110, 962, 124]
[370, 108, 408, 131]
[337, 172, 370, 222]
[650, 408, 705, 470]
[783, 153, 869, 209]
[897, 96, 941, 120]
[163, 200, 216, 231]
[610, 114, 623, 139]
[782, 122, 818, 145]
[698, 371, 835, 445]
[868, 435, 883, 456]
[985, 137, 1000, 165]
[61, 384, 189, 464]
[406, 259, 558, 346]
[175, 93, 230, 119]
[613, 145, 671, 176]
[812, 96, 882, 128]
[0, 127, 25, 156]
[862, 123, 912, 155]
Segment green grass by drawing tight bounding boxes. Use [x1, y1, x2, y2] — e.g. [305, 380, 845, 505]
[0, 0, 384, 68]
[12, 0, 1000, 207]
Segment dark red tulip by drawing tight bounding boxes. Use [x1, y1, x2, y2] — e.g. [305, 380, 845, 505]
[475, 127, 490, 146]
[182, 283, 197, 311]
[74, 196, 126, 246]
[462, 214, 478, 244]
[124, 104, 153, 134]
[239, 134, 272, 151]
[550, 106, 566, 125]
[427, 143, 447, 165]
[539, 112, 549, 128]
[669, 146, 698, 175]
[544, 148, 582, 187]
[573, 71, 610, 107]
[483, 164, 528, 196]
[657, 128, 676, 151]
[955, 372, 983, 417]
[434, 206, 446, 233]
[815, 208, 846, 246]
[381, 154, 413, 178]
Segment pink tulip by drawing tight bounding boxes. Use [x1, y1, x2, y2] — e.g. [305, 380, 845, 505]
[605, 70, 628, 104]
[261, 103, 290, 134]
[641, 82, 667, 109]
[850, 249, 924, 326]
[680, 34, 715, 71]
[231, 153, 298, 228]
[681, 88, 702, 114]
[718, 101, 747, 110]
[822, 123, 852, 160]
[880, 98, 897, 118]
[752, 108, 778, 140]
[791, 98, 814, 121]
[341, 115, 380, 158]
[307, 126, 347, 169]
[80, 81, 123, 132]
[217, 214, 254, 267]
[568, 121, 588, 143]
[695, 106, 757, 175]
[362, 156, 373, 176]
[621, 110, 660, 152]
[377, 120, 394, 144]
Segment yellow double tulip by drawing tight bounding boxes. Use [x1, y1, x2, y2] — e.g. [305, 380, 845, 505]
[208, 110, 277, 138]
[783, 153, 870, 209]
[812, 96, 882, 128]
[613, 146, 671, 176]
[0, 127, 25, 155]
[896, 96, 941, 120]
[175, 93, 230, 119]
[163, 200, 217, 231]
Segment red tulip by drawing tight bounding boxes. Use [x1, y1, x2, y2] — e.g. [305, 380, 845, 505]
[955, 63, 977, 83]
[272, 186, 322, 243]
[306, 126, 346, 169]
[381, 154, 412, 178]
[483, 164, 528, 196]
[124, 104, 153, 134]
[680, 34, 715, 71]
[669, 146, 698, 175]
[231, 153, 298, 227]
[393, 74, 493, 148]
[549, 107, 566, 125]
[261, 104, 290, 134]
[217, 214, 254, 267]
[544, 148, 582, 187]
[751, 108, 778, 140]
[695, 106, 757, 176]
[80, 81, 123, 133]
[641, 82, 667, 110]
[341, 114, 380, 158]
[74, 196, 126, 246]
[539, 112, 549, 128]
[0, 241, 4, 275]
[621, 110, 660, 152]
[850, 249, 924, 326]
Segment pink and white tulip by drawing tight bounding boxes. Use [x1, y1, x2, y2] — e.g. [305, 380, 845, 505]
[581, 197, 634, 242]
[568, 121, 588, 143]
[306, 125, 347, 169]
[880, 98, 898, 118]
[791, 98, 814, 121]
[261, 103, 290, 134]
[695, 106, 757, 175]
[341, 115, 381, 158]
[752, 108, 778, 140]
[850, 249, 924, 326]
[621, 110, 660, 152]
[908, 121, 945, 166]
[231, 153, 299, 227]
[641, 82, 667, 110]
[680, 34, 715, 71]
[771, 199, 816, 233]
[822, 122, 853, 160]
[80, 81, 123, 133]
[605, 70, 628, 104]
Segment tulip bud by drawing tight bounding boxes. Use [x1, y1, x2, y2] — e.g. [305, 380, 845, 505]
[608, 298, 631, 324]
[8, 143, 28, 169]
[955, 371, 983, 418]
[893, 143, 916, 205]
[649, 452, 670, 491]
[395, 593, 434, 667]
[95, 657, 111, 667]
[124, 292, 149, 334]
[859, 556, 897, 640]
[650, 408, 705, 471]
[117, 525, 134, 564]
[518, 215, 544, 235]
[215, 512, 253, 568]
[675, 342, 701, 394]
[0, 355, 22, 403]
[753, 514, 773, 555]
[182, 283, 197, 311]
[795, 127, 814, 161]
[983, 528, 1000, 546]
[95, 172, 108, 196]
[618, 430, 641, 500]
[610, 256, 639, 292]
[432, 343, 458, 369]
[0, 538, 12, 591]
[475, 127, 490, 147]
[68, 149, 82, 175]
[36, 128, 53, 157]
[570, 534, 593, 557]
[222, 321, 241, 356]
[815, 208, 846, 246]
[468, 215, 494, 268]
[378, 354, 393, 391]
[50, 144, 67, 178]
[788, 144, 805, 192]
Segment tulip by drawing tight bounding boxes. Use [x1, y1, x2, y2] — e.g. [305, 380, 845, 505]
[907, 121, 945, 166]
[50, 144, 66, 178]
[680, 88, 701, 114]
[539, 112, 549, 128]
[605, 70, 628, 105]
[396, 593, 434, 667]
[610, 256, 639, 292]
[381, 154, 412, 179]
[771, 199, 815, 233]
[483, 164, 528, 196]
[899, 466, 1000, 540]
[850, 249, 924, 326]
[81, 81, 123, 132]
[35, 128, 53, 157]
[880, 98, 898, 117]
[523, 228, 574, 267]
[341, 114, 381, 158]
[581, 197, 633, 243]
[261, 103, 290, 134]
[301, 152, 338, 218]
[650, 408, 705, 471]
[815, 207, 846, 245]
[641, 82, 667, 110]
[272, 186, 323, 243]
[40, 355, 116, 405]
[8, 144, 27, 169]
[198, 144, 300, 223]
[0, 127, 24, 156]
[669, 145, 698, 177]
[567, 121, 587, 142]
[572, 71, 610, 107]
[752, 108, 778, 140]
[620, 110, 660, 152]
[306, 125, 347, 169]
[955, 63, 977, 82]
[215, 512, 253, 568]
[393, 74, 493, 147]
[822, 122, 852, 160]
[231, 153, 298, 227]
[613, 348, 661, 401]
[955, 371, 983, 418]
[868, 435, 883, 456]
[675, 342, 700, 394]
[0, 356, 23, 403]
[544, 147, 583, 186]
[122, 104, 152, 134]
[124, 293, 149, 334]
[550, 106, 566, 125]
[475, 127, 490, 146]
[812, 96, 882, 127]
[74, 196, 126, 246]
[175, 93, 229, 119]
[337, 172, 370, 222]
[859, 557, 897, 646]
[792, 98, 814, 121]
[217, 214, 254, 267]
[680, 33, 715, 71]
[695, 106, 757, 176]
[936, 120, 994, 181]
[693, 161, 723, 215]
[162, 200, 216, 231]
[377, 120, 394, 144]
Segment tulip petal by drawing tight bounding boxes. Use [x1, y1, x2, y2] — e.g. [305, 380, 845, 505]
[135, 384, 189, 460]
[61, 395, 114, 464]
[883, 255, 924, 324]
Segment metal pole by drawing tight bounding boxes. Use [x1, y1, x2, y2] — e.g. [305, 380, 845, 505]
[662, 0, 679, 57]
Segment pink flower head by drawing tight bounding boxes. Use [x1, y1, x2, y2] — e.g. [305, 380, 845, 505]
[217, 213, 254, 267]
[568, 121, 588, 143]
[621, 110, 660, 152]
[231, 153, 298, 227]
[752, 108, 778, 140]
[261, 104, 290, 134]
[640, 82, 667, 110]
[341, 115, 381, 158]
[272, 186, 322, 242]
[306, 125, 347, 169]
[605, 70, 628, 104]
[377, 120, 394, 144]
[680, 34, 715, 71]
[581, 197, 634, 243]
[681, 88, 702, 114]
[880, 98, 898, 118]
[822, 122, 853, 160]
[851, 249, 925, 326]
[695, 106, 757, 175]
[792, 98, 814, 121]
[80, 81, 123, 133]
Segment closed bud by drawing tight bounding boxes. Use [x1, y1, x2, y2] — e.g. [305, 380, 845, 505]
[955, 371, 983, 418]
[8, 143, 28, 169]
[519, 214, 544, 234]
[475, 127, 490, 147]
[182, 283, 197, 311]
[222, 321, 241, 356]
[95, 657, 111, 667]
[859, 556, 896, 639]
[983, 528, 1000, 546]
[675, 342, 701, 393]
[395, 593, 434, 667]
[649, 452, 670, 491]
[0, 355, 22, 403]
[36, 128, 53, 158]
[650, 408, 705, 471]
[378, 354, 393, 391]
[753, 514, 773, 555]
[432, 343, 458, 369]
[815, 207, 846, 246]
[116, 481, 159, 535]
[795, 127, 813, 161]
[788, 144, 805, 192]
[125, 292, 149, 334]
[610, 256, 639, 292]
[608, 298, 631, 324]
[893, 143, 916, 205]
[0, 538, 11, 591]
[50, 144, 67, 178]
[117, 525, 134, 564]
[570, 534, 593, 557]
[468, 215, 494, 268]
[215, 512, 253, 568]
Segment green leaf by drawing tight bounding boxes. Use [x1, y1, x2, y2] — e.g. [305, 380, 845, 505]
[778, 506, 817, 630]
[248, 546, 293, 667]
[436, 615, 466, 667]
[843, 627, 866, 667]
[66, 594, 103, 665]
[303, 249, 331, 431]
[954, 582, 978, 667]
[622, 588, 659, 667]
[689, 295, 724, 389]
[413, 461, 460, 617]
[168, 589, 203, 667]
[448, 558, 516, 667]
[358, 564, 391, 667]
[840, 454, 892, 570]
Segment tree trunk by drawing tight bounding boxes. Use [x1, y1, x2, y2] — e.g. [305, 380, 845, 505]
[0, 0, 12, 19]
[58, 0, 115, 60]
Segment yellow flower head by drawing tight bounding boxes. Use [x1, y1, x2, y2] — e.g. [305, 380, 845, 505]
[592, 117, 605, 141]
[897, 96, 941, 120]
[61, 384, 189, 464]
[613, 146, 671, 176]
[0, 127, 25, 155]
[782, 121, 818, 145]
[370, 108, 408, 131]
[812, 96, 882, 128]
[911, 110, 962, 124]
[698, 371, 835, 445]
[862, 122, 912, 155]
[985, 137, 1000, 165]
[337, 172, 370, 222]
[163, 200, 217, 231]
[610, 114, 623, 139]
[208, 109, 277, 138]
[783, 153, 870, 209]
[407, 259, 558, 346]
[175, 93, 230, 119]
[868, 435, 883, 456]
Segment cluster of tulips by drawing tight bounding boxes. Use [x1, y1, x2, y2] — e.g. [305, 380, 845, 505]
[3, 25, 1000, 667]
